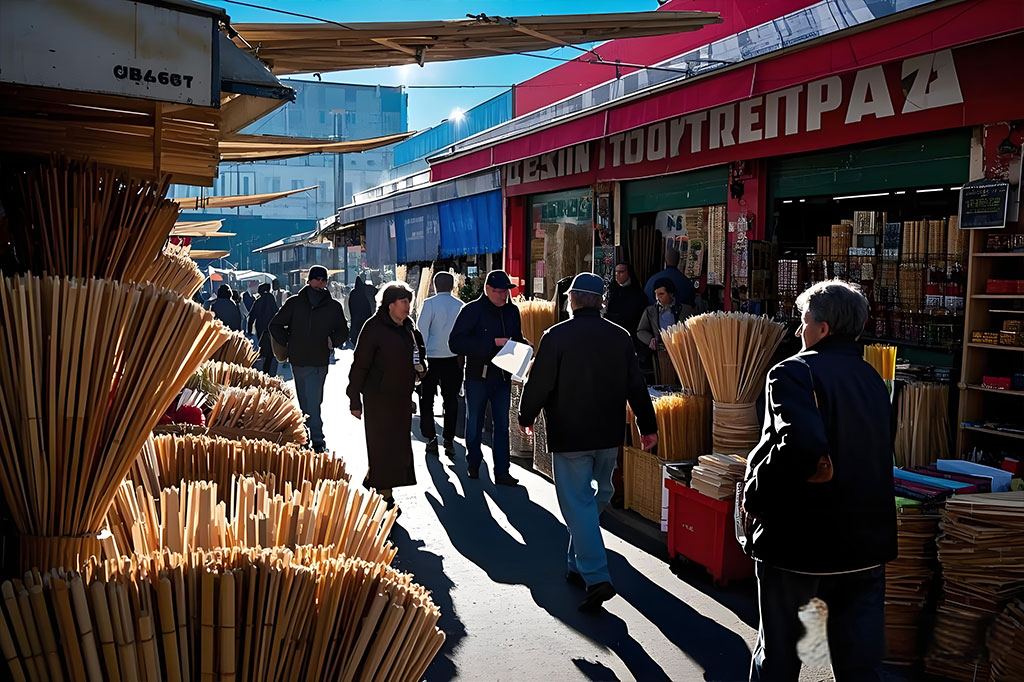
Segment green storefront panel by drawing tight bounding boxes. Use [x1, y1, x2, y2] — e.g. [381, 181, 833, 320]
[622, 165, 729, 215]
[769, 130, 971, 200]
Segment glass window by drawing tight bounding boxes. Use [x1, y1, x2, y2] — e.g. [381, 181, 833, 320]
[528, 188, 594, 297]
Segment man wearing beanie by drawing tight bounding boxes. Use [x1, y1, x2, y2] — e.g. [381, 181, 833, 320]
[269, 265, 348, 452]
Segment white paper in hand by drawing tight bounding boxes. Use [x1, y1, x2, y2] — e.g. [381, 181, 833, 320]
[491, 340, 533, 380]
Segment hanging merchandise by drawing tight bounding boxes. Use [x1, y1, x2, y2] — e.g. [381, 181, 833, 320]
[209, 328, 260, 367]
[206, 386, 308, 445]
[894, 383, 951, 468]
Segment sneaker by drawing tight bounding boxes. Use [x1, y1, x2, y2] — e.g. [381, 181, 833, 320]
[578, 582, 616, 612]
[467, 466, 479, 480]
[425, 438, 439, 456]
[565, 570, 585, 588]
[494, 473, 519, 487]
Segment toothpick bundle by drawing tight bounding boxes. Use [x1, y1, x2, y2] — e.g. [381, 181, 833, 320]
[649, 393, 712, 461]
[513, 297, 557, 348]
[0, 275, 228, 551]
[0, 548, 445, 682]
[660, 322, 711, 395]
[146, 244, 206, 298]
[685, 312, 787, 404]
[208, 329, 259, 367]
[206, 386, 307, 445]
[203, 360, 292, 396]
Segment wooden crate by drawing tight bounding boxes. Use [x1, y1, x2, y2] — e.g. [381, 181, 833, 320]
[624, 446, 666, 524]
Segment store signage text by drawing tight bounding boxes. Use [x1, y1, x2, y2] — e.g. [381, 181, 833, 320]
[505, 143, 591, 186]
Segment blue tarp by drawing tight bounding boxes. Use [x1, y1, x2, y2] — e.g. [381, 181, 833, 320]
[439, 190, 502, 257]
[395, 204, 441, 263]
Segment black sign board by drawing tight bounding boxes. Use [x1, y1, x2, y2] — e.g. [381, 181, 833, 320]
[958, 179, 1010, 230]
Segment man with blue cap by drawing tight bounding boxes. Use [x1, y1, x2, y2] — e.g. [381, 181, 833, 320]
[518, 272, 658, 612]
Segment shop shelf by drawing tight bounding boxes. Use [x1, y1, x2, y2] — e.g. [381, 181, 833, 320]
[966, 343, 1024, 352]
[972, 252, 1024, 258]
[965, 384, 1024, 397]
[961, 425, 1024, 441]
[990, 309, 1024, 314]
[971, 295, 1024, 299]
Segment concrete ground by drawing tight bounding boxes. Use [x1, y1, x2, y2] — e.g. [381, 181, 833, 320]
[304, 351, 839, 682]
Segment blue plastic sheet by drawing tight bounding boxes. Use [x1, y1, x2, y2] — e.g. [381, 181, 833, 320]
[395, 204, 441, 263]
[439, 190, 502, 257]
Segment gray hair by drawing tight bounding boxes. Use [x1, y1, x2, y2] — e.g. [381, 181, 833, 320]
[569, 290, 603, 311]
[795, 279, 869, 337]
[433, 271, 454, 292]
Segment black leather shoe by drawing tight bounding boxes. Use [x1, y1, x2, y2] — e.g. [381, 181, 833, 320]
[443, 440, 455, 457]
[425, 438, 439, 456]
[494, 473, 519, 487]
[565, 570, 585, 588]
[578, 582, 616, 612]
[467, 466, 479, 479]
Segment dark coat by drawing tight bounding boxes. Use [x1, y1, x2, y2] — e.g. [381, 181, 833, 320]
[348, 278, 377, 344]
[636, 301, 696, 348]
[448, 294, 526, 382]
[605, 276, 648, 341]
[518, 308, 657, 453]
[268, 286, 348, 367]
[247, 292, 279, 338]
[346, 307, 427, 489]
[742, 336, 897, 573]
[209, 295, 242, 331]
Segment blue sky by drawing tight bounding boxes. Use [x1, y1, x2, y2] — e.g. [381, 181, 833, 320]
[211, 0, 655, 130]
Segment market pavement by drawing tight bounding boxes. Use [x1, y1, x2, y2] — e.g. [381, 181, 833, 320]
[297, 350, 835, 682]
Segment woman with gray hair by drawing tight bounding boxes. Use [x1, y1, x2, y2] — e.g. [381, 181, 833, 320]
[742, 279, 897, 681]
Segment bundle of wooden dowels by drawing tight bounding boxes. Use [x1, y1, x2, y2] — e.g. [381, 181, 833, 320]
[208, 329, 259, 367]
[206, 386, 307, 445]
[145, 244, 206, 298]
[660, 322, 711, 395]
[0, 156, 179, 283]
[864, 343, 897, 382]
[0, 548, 445, 682]
[0, 275, 228, 564]
[894, 382, 950, 467]
[203, 360, 292, 396]
[513, 297, 557, 348]
[129, 435, 349, 503]
[106, 474, 397, 565]
[648, 393, 712, 461]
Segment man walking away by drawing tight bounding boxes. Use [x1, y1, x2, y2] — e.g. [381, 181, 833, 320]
[210, 284, 243, 331]
[742, 279, 896, 681]
[519, 273, 658, 612]
[348, 276, 376, 346]
[248, 282, 279, 375]
[643, 245, 695, 306]
[417, 271, 464, 457]
[448, 270, 527, 486]
[269, 265, 348, 452]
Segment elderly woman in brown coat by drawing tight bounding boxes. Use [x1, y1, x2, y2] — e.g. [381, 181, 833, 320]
[347, 282, 427, 507]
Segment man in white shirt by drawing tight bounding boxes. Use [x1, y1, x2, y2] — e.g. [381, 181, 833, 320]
[417, 271, 464, 456]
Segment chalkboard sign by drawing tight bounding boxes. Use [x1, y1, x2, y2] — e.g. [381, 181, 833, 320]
[958, 179, 1010, 229]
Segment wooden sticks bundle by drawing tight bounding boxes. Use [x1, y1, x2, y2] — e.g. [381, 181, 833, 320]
[894, 382, 950, 467]
[2, 156, 179, 282]
[0, 548, 445, 682]
[0, 275, 229, 545]
[106, 474, 397, 565]
[513, 297, 557, 348]
[206, 386, 308, 445]
[129, 435, 349, 502]
[203, 360, 292, 396]
[685, 312, 787, 404]
[208, 329, 259, 367]
[660, 322, 711, 395]
[649, 393, 711, 461]
[864, 343, 897, 381]
[145, 244, 206, 298]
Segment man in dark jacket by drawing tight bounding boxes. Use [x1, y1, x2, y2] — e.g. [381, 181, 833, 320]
[247, 282, 279, 375]
[643, 245, 695, 305]
[448, 270, 526, 486]
[269, 265, 348, 452]
[209, 284, 242, 331]
[742, 279, 896, 681]
[348, 276, 377, 346]
[519, 273, 658, 612]
[605, 262, 648, 347]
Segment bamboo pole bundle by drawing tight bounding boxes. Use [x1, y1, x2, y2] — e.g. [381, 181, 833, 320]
[685, 312, 786, 456]
[128, 434, 349, 499]
[1, 156, 179, 282]
[208, 329, 259, 367]
[660, 322, 711, 395]
[513, 297, 557, 348]
[894, 382, 950, 468]
[0, 549, 445, 682]
[106, 474, 397, 564]
[0, 274, 229, 570]
[145, 245, 205, 299]
[206, 386, 307, 445]
[202, 360, 292, 396]
[863, 343, 897, 381]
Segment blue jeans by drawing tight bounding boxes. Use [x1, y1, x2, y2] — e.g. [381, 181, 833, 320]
[292, 365, 329, 449]
[750, 563, 886, 682]
[552, 448, 618, 587]
[464, 378, 511, 476]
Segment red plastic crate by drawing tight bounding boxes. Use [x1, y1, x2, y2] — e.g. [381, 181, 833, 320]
[666, 479, 754, 586]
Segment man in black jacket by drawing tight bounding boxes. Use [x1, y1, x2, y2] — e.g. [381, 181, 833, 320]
[742, 279, 896, 681]
[519, 273, 658, 612]
[247, 282, 279, 375]
[208, 284, 242, 331]
[448, 270, 526, 486]
[269, 265, 348, 452]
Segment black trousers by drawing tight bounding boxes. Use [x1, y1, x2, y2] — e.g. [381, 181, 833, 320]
[257, 331, 278, 376]
[419, 356, 462, 443]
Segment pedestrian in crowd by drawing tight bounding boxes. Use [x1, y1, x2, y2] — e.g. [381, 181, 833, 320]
[269, 265, 348, 453]
[247, 282, 279, 375]
[637, 278, 695, 384]
[643, 245, 695, 306]
[272, 278, 289, 308]
[347, 282, 426, 509]
[235, 288, 251, 334]
[604, 262, 648, 345]
[348, 276, 377, 346]
[417, 271, 464, 458]
[518, 273, 658, 612]
[553, 275, 573, 323]
[741, 279, 896, 681]
[209, 284, 242, 331]
[242, 284, 256, 321]
[448, 270, 526, 486]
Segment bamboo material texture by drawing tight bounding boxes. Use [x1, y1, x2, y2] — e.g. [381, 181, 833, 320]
[146, 245, 206, 299]
[206, 387, 307, 445]
[0, 548, 445, 682]
[645, 394, 711, 462]
[208, 330, 259, 367]
[894, 383, 950, 468]
[660, 322, 711, 395]
[203, 361, 292, 396]
[106, 475, 397, 565]
[0, 275, 228, 553]
[513, 297, 557, 349]
[1, 156, 179, 282]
